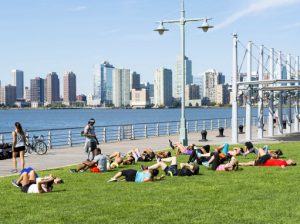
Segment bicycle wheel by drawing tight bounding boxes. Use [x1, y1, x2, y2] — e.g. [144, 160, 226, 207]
[35, 141, 48, 155]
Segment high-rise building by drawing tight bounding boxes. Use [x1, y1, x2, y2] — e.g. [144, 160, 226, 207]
[0, 85, 16, 105]
[30, 77, 45, 104]
[24, 87, 30, 102]
[45, 72, 60, 104]
[94, 61, 114, 104]
[216, 84, 230, 105]
[63, 71, 76, 105]
[185, 84, 200, 100]
[130, 88, 149, 108]
[141, 82, 154, 105]
[203, 69, 225, 103]
[131, 71, 141, 90]
[154, 68, 173, 107]
[112, 68, 131, 107]
[11, 69, 24, 99]
[174, 56, 192, 99]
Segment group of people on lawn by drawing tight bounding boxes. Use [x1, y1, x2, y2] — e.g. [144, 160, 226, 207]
[11, 118, 297, 193]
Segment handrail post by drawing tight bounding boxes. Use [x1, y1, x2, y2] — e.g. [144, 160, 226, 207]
[211, 120, 213, 130]
[156, 123, 159, 136]
[131, 125, 135, 140]
[203, 120, 206, 130]
[177, 122, 180, 133]
[243, 117, 245, 126]
[225, 119, 227, 129]
[118, 126, 121, 141]
[195, 121, 198, 132]
[167, 123, 170, 136]
[186, 121, 189, 133]
[48, 131, 52, 149]
[144, 124, 148, 138]
[68, 130, 72, 147]
[0, 134, 3, 144]
[103, 127, 106, 143]
[217, 119, 220, 128]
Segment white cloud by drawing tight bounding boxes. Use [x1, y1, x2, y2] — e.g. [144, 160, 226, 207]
[67, 6, 87, 12]
[215, 0, 300, 30]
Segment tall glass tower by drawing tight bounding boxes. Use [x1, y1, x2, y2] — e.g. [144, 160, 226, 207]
[94, 61, 114, 104]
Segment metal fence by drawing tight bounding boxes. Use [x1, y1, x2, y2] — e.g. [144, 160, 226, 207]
[0, 116, 262, 149]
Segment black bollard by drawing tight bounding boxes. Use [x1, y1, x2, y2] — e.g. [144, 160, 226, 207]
[199, 130, 208, 141]
[282, 120, 287, 129]
[217, 127, 225, 137]
[238, 125, 244, 134]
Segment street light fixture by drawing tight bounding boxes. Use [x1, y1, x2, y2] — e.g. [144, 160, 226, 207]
[154, 0, 213, 146]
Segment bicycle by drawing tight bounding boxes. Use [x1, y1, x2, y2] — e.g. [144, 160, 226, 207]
[25, 135, 48, 155]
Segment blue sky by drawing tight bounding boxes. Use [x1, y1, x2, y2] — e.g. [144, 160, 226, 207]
[0, 0, 300, 95]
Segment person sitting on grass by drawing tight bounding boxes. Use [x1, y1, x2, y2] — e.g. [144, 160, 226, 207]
[168, 140, 194, 156]
[145, 156, 200, 177]
[107, 168, 159, 182]
[70, 148, 107, 173]
[12, 167, 63, 193]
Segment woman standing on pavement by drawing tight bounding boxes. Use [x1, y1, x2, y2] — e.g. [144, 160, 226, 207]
[11, 122, 26, 173]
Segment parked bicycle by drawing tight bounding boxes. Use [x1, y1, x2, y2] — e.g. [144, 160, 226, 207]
[25, 134, 48, 155]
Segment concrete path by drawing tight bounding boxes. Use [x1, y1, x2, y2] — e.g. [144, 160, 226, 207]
[1, 127, 299, 177]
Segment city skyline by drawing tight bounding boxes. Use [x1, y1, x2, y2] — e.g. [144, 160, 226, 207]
[1, 0, 300, 95]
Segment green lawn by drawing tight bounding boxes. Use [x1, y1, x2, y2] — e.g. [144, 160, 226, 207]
[1, 142, 300, 224]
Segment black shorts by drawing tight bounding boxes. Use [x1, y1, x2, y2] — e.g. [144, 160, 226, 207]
[21, 183, 32, 193]
[255, 154, 271, 166]
[164, 165, 178, 176]
[13, 146, 25, 153]
[121, 169, 137, 182]
[90, 142, 97, 151]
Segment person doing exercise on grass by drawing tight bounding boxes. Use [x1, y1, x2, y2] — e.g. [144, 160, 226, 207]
[70, 148, 107, 173]
[11, 167, 63, 194]
[107, 168, 159, 182]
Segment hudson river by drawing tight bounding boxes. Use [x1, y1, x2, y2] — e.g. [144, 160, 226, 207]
[0, 107, 286, 132]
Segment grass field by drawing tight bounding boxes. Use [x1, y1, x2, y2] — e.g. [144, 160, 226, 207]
[1, 142, 300, 224]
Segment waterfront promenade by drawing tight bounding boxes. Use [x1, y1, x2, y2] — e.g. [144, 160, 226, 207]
[1, 127, 299, 177]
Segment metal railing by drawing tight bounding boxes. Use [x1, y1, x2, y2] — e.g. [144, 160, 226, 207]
[0, 116, 265, 148]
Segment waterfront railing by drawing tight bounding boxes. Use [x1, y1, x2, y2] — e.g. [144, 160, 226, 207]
[0, 116, 265, 148]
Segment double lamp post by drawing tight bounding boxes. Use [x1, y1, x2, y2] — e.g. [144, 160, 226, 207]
[154, 0, 213, 145]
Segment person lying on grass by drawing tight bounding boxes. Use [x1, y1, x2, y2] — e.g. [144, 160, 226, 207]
[126, 148, 155, 163]
[11, 167, 63, 193]
[156, 151, 172, 159]
[240, 157, 296, 168]
[187, 144, 210, 165]
[107, 151, 124, 169]
[214, 156, 239, 171]
[168, 140, 194, 156]
[145, 156, 200, 177]
[196, 144, 231, 168]
[107, 168, 159, 182]
[70, 148, 107, 173]
[242, 142, 283, 159]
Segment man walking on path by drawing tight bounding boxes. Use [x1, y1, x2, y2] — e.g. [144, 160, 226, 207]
[82, 118, 98, 159]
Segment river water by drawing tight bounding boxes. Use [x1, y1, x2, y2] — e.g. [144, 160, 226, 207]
[0, 107, 289, 132]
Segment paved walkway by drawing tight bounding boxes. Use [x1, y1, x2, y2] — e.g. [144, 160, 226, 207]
[1, 127, 299, 177]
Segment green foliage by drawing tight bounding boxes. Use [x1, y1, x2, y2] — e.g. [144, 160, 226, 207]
[1, 142, 300, 223]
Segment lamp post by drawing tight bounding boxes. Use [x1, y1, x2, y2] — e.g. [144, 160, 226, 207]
[154, 0, 213, 146]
